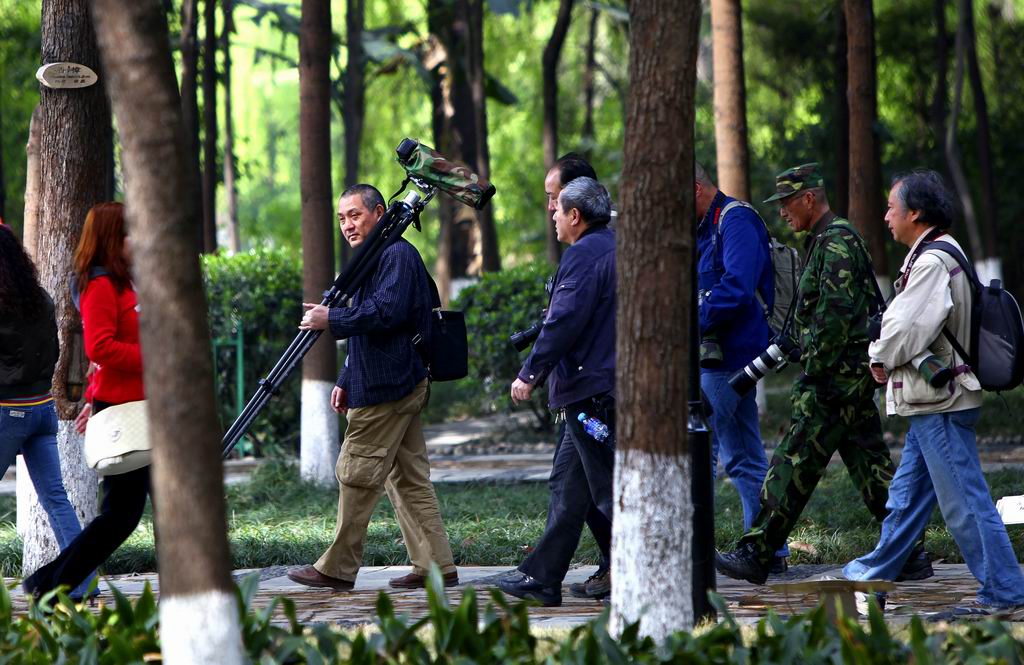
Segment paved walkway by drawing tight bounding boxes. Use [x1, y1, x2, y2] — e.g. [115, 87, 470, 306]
[4, 564, 1017, 627]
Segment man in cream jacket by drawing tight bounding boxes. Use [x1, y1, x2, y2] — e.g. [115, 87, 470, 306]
[844, 170, 1024, 619]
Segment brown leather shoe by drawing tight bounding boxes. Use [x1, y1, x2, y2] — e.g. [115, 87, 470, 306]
[286, 565, 354, 591]
[388, 570, 459, 589]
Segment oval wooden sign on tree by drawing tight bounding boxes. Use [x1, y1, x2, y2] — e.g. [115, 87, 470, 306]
[35, 62, 98, 88]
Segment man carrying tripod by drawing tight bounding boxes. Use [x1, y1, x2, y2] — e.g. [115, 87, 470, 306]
[287, 183, 457, 591]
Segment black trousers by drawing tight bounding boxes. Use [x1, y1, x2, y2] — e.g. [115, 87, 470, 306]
[520, 394, 615, 587]
[545, 422, 612, 571]
[25, 401, 151, 596]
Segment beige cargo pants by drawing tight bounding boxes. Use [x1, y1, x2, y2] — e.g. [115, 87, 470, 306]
[314, 379, 455, 582]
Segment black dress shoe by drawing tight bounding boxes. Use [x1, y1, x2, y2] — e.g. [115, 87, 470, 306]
[895, 544, 934, 582]
[497, 572, 562, 607]
[715, 543, 770, 585]
[569, 568, 611, 599]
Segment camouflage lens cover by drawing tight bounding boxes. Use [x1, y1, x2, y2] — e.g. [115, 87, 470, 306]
[396, 139, 496, 210]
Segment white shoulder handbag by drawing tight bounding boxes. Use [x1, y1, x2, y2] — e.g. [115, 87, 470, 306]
[83, 400, 152, 476]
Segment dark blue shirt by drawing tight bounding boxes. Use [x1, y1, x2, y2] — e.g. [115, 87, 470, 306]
[697, 190, 773, 372]
[519, 225, 616, 409]
[330, 239, 430, 408]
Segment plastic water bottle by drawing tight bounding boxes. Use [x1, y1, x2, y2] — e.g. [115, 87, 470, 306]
[578, 412, 610, 442]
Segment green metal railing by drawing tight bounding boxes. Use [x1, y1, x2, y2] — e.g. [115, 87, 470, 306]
[212, 323, 250, 455]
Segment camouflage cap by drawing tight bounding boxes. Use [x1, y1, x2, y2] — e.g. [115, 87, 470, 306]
[764, 162, 825, 203]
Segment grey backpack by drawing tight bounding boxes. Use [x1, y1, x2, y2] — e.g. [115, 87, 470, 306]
[720, 201, 802, 336]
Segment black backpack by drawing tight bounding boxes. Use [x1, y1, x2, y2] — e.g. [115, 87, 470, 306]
[925, 241, 1024, 392]
[414, 272, 469, 382]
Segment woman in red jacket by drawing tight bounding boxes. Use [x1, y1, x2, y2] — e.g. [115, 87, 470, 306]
[24, 202, 149, 598]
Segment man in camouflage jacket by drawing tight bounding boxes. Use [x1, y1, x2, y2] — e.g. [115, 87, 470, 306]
[715, 163, 932, 585]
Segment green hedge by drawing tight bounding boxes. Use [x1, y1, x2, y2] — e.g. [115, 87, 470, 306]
[203, 248, 304, 457]
[7, 576, 1024, 663]
[451, 261, 555, 428]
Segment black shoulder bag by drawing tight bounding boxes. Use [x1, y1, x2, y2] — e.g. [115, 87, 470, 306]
[414, 271, 469, 382]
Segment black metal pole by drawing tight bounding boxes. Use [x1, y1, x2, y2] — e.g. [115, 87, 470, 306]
[689, 209, 716, 622]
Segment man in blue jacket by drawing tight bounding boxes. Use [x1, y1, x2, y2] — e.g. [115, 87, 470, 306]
[287, 184, 457, 592]
[499, 176, 616, 607]
[695, 163, 788, 573]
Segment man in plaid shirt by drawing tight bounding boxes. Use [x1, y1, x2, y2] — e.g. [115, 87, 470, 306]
[287, 184, 457, 591]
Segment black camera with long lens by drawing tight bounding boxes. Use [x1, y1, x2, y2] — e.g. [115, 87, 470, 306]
[728, 335, 801, 396]
[510, 319, 544, 352]
[508, 276, 555, 353]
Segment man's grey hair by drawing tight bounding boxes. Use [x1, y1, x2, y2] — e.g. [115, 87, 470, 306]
[694, 162, 714, 187]
[559, 177, 612, 225]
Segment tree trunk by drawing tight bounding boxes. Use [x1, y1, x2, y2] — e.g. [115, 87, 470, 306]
[710, 0, 750, 202]
[20, 0, 108, 577]
[342, 0, 365, 268]
[833, 2, 849, 217]
[581, 8, 599, 161]
[222, 0, 240, 253]
[467, 0, 500, 272]
[946, 4, 985, 263]
[0, 79, 5, 224]
[428, 0, 479, 302]
[542, 0, 573, 265]
[201, 0, 218, 253]
[22, 106, 42, 258]
[180, 0, 203, 254]
[90, 1, 243, 660]
[845, 0, 889, 283]
[962, 0, 1000, 281]
[613, 0, 700, 640]
[299, 0, 338, 487]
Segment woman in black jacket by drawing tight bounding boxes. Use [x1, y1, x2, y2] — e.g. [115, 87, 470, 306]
[0, 225, 96, 600]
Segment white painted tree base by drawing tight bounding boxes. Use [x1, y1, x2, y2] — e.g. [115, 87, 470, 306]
[611, 448, 693, 641]
[300, 379, 340, 487]
[17, 420, 98, 576]
[874, 273, 893, 302]
[160, 589, 244, 664]
[976, 257, 1003, 286]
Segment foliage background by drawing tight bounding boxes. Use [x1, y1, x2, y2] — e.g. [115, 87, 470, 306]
[3, 0, 1023, 292]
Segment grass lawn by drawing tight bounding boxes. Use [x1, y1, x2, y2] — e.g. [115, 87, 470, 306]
[1, 460, 1023, 577]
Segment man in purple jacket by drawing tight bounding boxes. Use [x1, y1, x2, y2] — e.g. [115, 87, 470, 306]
[499, 176, 616, 607]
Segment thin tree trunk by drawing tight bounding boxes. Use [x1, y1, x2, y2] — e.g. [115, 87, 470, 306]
[845, 0, 889, 281]
[613, 0, 700, 640]
[180, 0, 202, 254]
[429, 0, 478, 301]
[542, 0, 573, 264]
[342, 0, 365, 268]
[710, 0, 750, 202]
[90, 1, 243, 660]
[833, 2, 849, 217]
[222, 0, 240, 252]
[931, 0, 949, 164]
[467, 0, 500, 272]
[962, 0, 1000, 280]
[22, 107, 42, 257]
[299, 0, 338, 487]
[20, 0, 107, 577]
[946, 6, 985, 263]
[201, 0, 218, 252]
[0, 80, 5, 224]
[581, 8, 599, 161]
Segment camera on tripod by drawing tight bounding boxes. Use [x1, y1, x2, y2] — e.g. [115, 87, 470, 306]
[728, 334, 801, 396]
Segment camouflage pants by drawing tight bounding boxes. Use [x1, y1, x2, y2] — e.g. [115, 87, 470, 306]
[739, 374, 896, 563]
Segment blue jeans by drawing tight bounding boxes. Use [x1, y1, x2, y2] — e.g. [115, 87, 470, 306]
[702, 370, 788, 558]
[0, 402, 97, 598]
[844, 408, 1024, 608]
